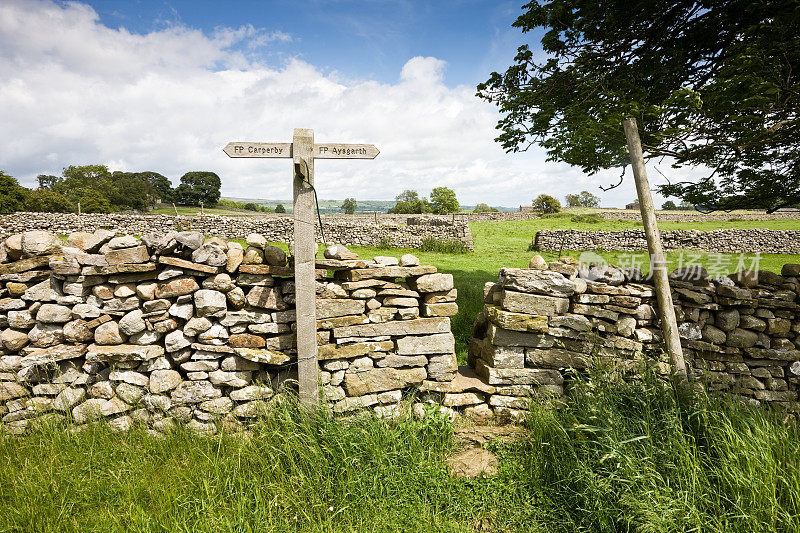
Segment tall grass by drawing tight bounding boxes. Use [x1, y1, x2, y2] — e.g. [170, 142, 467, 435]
[419, 236, 469, 254]
[507, 368, 800, 531]
[1, 373, 797, 532]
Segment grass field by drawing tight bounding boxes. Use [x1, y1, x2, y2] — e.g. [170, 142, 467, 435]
[2, 370, 797, 532]
[2, 215, 799, 531]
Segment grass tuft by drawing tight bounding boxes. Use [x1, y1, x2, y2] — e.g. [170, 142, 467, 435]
[419, 236, 469, 254]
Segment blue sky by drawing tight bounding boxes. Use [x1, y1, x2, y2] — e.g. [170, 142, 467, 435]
[89, 0, 532, 88]
[0, 1, 684, 207]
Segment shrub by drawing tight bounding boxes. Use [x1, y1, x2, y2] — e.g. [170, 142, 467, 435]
[419, 237, 468, 254]
[532, 194, 561, 214]
[0, 172, 28, 213]
[661, 200, 678, 210]
[25, 189, 74, 213]
[429, 187, 459, 214]
[274, 204, 286, 213]
[473, 203, 499, 213]
[570, 213, 603, 224]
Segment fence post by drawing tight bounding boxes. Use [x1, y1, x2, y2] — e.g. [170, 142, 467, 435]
[622, 118, 689, 396]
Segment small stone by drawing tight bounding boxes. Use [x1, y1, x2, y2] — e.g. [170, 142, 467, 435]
[118, 310, 146, 336]
[21, 231, 62, 256]
[156, 277, 200, 299]
[399, 254, 419, 267]
[94, 321, 125, 345]
[226, 287, 246, 309]
[246, 233, 267, 248]
[63, 320, 93, 343]
[412, 273, 453, 293]
[107, 235, 139, 249]
[149, 370, 182, 393]
[373, 256, 399, 266]
[175, 231, 204, 250]
[192, 244, 227, 267]
[164, 330, 191, 352]
[226, 246, 244, 273]
[2, 328, 29, 351]
[324, 244, 358, 260]
[184, 317, 213, 336]
[202, 273, 235, 292]
[529, 255, 547, 269]
[194, 289, 227, 318]
[263, 246, 287, 266]
[113, 283, 136, 298]
[109, 370, 149, 387]
[242, 247, 265, 264]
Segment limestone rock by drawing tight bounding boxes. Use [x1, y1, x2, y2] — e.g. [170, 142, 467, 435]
[263, 246, 287, 266]
[344, 367, 426, 396]
[1, 328, 29, 351]
[171, 380, 221, 404]
[104, 246, 150, 265]
[246, 233, 267, 248]
[118, 310, 146, 336]
[324, 244, 358, 260]
[528, 255, 547, 270]
[21, 231, 62, 256]
[149, 370, 182, 394]
[411, 273, 453, 293]
[226, 245, 244, 273]
[194, 289, 227, 318]
[399, 254, 419, 267]
[175, 231, 204, 250]
[192, 244, 227, 267]
[94, 321, 125, 345]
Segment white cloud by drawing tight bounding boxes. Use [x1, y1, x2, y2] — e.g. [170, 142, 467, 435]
[0, 0, 680, 208]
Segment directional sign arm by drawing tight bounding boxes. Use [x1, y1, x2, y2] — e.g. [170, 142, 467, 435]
[314, 143, 379, 159]
[223, 142, 292, 158]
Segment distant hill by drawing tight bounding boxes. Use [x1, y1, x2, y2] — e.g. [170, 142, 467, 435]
[223, 197, 515, 214]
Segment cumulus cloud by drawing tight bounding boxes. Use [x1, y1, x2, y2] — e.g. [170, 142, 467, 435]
[0, 0, 682, 207]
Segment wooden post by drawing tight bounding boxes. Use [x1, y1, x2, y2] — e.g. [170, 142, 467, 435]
[374, 211, 378, 225]
[623, 118, 689, 393]
[293, 128, 319, 406]
[77, 202, 81, 216]
[172, 203, 178, 217]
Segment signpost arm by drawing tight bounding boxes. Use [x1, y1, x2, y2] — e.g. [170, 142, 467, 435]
[293, 128, 319, 407]
[622, 118, 689, 398]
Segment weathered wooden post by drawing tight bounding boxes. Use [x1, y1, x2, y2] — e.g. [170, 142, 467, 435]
[622, 118, 689, 393]
[223, 132, 379, 407]
[292, 128, 319, 406]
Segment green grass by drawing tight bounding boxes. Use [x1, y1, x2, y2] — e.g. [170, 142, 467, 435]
[1, 372, 797, 532]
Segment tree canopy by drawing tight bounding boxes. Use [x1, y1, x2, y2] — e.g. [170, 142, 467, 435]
[532, 194, 561, 214]
[341, 198, 357, 214]
[565, 190, 600, 208]
[389, 189, 432, 214]
[0, 172, 27, 213]
[175, 172, 221, 207]
[478, 0, 800, 212]
[429, 187, 460, 214]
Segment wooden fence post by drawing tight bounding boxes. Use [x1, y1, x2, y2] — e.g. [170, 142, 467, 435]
[622, 118, 689, 395]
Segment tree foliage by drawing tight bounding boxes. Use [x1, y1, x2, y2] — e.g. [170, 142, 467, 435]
[532, 193, 561, 214]
[565, 190, 600, 208]
[274, 204, 286, 213]
[429, 187, 460, 214]
[662, 200, 678, 210]
[0, 172, 28, 213]
[24, 189, 74, 213]
[389, 189, 432, 214]
[473, 203, 499, 212]
[341, 198, 357, 214]
[478, 0, 800, 212]
[176, 172, 221, 207]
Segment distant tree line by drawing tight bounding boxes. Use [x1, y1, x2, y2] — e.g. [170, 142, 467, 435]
[565, 191, 600, 208]
[0, 166, 222, 213]
[388, 188, 460, 214]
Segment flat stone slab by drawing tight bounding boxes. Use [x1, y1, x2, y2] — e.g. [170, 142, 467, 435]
[234, 348, 292, 365]
[315, 259, 367, 270]
[318, 340, 394, 360]
[420, 366, 497, 394]
[85, 343, 165, 363]
[82, 263, 156, 275]
[0, 255, 56, 275]
[21, 344, 88, 367]
[333, 317, 451, 338]
[159, 256, 222, 274]
[340, 265, 436, 281]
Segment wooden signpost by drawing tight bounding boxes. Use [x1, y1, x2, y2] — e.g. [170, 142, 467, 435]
[223, 130, 379, 407]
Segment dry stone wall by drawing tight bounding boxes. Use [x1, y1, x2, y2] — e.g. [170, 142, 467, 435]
[534, 229, 800, 254]
[0, 212, 473, 251]
[600, 210, 800, 222]
[468, 258, 800, 421]
[0, 229, 461, 435]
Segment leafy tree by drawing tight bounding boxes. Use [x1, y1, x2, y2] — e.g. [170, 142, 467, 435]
[243, 202, 260, 211]
[25, 189, 74, 213]
[177, 172, 221, 206]
[473, 203, 498, 213]
[389, 190, 432, 214]
[478, 1, 800, 212]
[173, 183, 202, 206]
[115, 171, 173, 204]
[341, 198, 357, 214]
[274, 204, 286, 213]
[565, 194, 582, 208]
[63, 164, 112, 181]
[0, 172, 28, 212]
[36, 174, 62, 190]
[578, 191, 600, 208]
[532, 194, 560, 214]
[662, 200, 678, 210]
[77, 189, 112, 213]
[429, 187, 460, 214]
